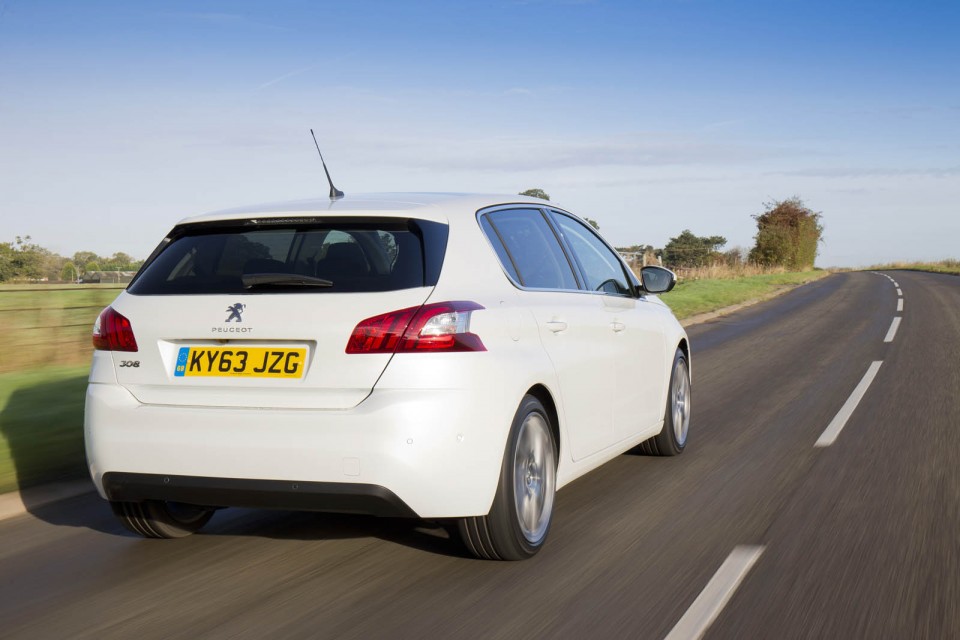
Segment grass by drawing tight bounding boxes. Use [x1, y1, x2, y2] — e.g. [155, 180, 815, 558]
[659, 270, 829, 320]
[0, 365, 89, 493]
[0, 284, 121, 492]
[866, 259, 960, 276]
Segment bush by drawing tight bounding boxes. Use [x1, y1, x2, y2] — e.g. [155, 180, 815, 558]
[749, 197, 823, 270]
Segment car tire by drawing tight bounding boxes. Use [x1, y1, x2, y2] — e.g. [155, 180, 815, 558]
[110, 500, 214, 538]
[458, 394, 557, 560]
[636, 347, 690, 456]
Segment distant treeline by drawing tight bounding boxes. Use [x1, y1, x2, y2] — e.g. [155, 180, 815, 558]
[0, 236, 143, 283]
[619, 198, 824, 271]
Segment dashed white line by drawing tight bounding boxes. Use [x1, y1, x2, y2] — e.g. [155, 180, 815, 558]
[896, 288, 902, 296]
[892, 281, 899, 287]
[815, 361, 884, 447]
[884, 317, 902, 343]
[897, 299, 904, 312]
[665, 546, 765, 640]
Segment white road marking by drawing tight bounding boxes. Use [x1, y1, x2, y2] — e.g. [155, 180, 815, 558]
[815, 361, 883, 447]
[665, 546, 765, 640]
[897, 299, 903, 312]
[884, 317, 902, 343]
[896, 288, 902, 296]
[892, 281, 899, 287]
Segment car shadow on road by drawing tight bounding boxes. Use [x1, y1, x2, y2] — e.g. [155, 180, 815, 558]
[0, 372, 118, 533]
[204, 508, 472, 558]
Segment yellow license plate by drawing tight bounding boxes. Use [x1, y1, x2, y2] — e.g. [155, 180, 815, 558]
[174, 347, 307, 378]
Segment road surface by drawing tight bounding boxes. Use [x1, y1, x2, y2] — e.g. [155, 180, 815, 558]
[1, 270, 957, 639]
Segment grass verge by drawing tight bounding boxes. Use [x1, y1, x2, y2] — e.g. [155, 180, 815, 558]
[867, 260, 960, 276]
[0, 365, 89, 494]
[660, 270, 830, 320]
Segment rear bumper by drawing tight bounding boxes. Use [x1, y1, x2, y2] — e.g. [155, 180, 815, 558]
[102, 472, 417, 517]
[85, 381, 514, 519]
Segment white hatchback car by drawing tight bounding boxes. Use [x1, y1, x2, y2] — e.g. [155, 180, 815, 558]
[85, 193, 690, 560]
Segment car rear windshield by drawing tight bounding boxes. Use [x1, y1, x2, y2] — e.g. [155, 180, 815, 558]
[128, 218, 448, 295]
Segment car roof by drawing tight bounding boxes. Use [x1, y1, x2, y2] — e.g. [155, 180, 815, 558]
[179, 193, 555, 225]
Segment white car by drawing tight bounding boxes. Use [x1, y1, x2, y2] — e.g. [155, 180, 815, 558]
[85, 193, 691, 560]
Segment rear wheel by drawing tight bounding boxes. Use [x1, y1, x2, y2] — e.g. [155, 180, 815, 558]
[458, 395, 557, 560]
[636, 347, 690, 456]
[110, 500, 214, 538]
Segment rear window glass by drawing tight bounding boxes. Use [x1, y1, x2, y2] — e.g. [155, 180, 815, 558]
[129, 219, 441, 295]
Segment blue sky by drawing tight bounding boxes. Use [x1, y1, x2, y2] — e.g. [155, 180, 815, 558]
[1, 0, 957, 266]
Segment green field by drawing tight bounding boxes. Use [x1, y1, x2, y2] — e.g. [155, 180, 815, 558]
[0, 273, 828, 494]
[0, 285, 124, 374]
[659, 270, 829, 320]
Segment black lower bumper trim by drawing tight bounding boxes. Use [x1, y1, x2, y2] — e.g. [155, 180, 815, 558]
[101, 473, 418, 518]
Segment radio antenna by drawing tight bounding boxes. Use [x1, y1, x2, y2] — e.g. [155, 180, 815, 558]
[310, 129, 344, 200]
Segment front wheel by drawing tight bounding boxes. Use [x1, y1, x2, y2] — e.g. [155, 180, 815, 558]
[636, 347, 691, 456]
[110, 500, 214, 538]
[458, 395, 557, 560]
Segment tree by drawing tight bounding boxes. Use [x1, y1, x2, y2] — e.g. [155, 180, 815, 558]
[0, 242, 14, 282]
[5, 236, 52, 280]
[73, 251, 98, 267]
[61, 262, 79, 282]
[748, 197, 823, 270]
[585, 218, 600, 231]
[662, 230, 727, 267]
[519, 188, 550, 201]
[85, 261, 100, 274]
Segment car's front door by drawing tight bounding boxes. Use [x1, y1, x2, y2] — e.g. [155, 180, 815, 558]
[549, 211, 669, 442]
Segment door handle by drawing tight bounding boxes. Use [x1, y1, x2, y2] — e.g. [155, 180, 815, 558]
[545, 321, 568, 333]
[610, 321, 625, 333]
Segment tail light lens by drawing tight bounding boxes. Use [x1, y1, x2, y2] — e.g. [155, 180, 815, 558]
[92, 307, 138, 352]
[347, 301, 486, 354]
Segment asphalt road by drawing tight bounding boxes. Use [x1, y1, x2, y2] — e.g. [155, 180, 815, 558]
[1, 270, 957, 639]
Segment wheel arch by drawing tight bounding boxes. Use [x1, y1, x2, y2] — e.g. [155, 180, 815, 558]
[677, 337, 691, 381]
[526, 384, 561, 463]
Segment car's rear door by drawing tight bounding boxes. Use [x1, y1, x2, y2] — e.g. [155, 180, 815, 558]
[479, 207, 617, 461]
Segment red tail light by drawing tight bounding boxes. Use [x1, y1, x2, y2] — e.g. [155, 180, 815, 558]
[347, 301, 486, 354]
[92, 307, 138, 352]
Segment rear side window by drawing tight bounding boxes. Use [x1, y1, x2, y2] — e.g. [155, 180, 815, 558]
[480, 209, 578, 290]
[129, 218, 446, 295]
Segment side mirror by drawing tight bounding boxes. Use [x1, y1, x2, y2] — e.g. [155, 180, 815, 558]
[640, 266, 677, 294]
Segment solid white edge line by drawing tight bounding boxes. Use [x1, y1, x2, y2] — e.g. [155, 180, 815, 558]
[896, 288, 902, 296]
[884, 317, 902, 343]
[815, 361, 883, 447]
[897, 299, 904, 312]
[665, 546, 765, 640]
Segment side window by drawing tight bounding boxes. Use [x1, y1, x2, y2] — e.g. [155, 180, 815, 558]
[551, 212, 632, 296]
[481, 209, 578, 290]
